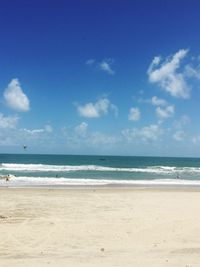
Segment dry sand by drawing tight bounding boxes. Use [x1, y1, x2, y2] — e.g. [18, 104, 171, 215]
[0, 187, 200, 267]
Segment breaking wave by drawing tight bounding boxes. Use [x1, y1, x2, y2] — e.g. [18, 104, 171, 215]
[1, 163, 200, 174]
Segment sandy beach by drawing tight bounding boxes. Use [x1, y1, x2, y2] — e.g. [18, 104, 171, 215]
[0, 187, 200, 267]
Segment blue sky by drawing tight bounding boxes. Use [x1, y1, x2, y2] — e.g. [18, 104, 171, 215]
[1, 0, 200, 156]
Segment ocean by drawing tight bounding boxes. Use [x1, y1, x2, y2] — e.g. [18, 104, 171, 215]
[1, 154, 200, 187]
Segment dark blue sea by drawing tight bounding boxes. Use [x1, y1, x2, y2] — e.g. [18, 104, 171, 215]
[1, 154, 200, 187]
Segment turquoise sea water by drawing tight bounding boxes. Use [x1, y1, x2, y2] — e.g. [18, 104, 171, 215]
[1, 154, 200, 187]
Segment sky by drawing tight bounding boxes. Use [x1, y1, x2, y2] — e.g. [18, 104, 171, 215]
[1, 0, 200, 156]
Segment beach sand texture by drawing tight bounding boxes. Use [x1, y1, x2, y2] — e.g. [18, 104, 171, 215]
[0, 188, 200, 266]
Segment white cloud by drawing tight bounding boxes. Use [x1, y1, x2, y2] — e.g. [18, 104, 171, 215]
[23, 125, 53, 135]
[173, 115, 190, 129]
[185, 64, 200, 80]
[75, 122, 88, 137]
[4, 79, 30, 112]
[173, 130, 185, 141]
[151, 96, 167, 106]
[122, 124, 163, 142]
[172, 115, 190, 142]
[156, 105, 175, 120]
[77, 98, 117, 118]
[23, 129, 45, 134]
[45, 125, 53, 133]
[78, 103, 99, 118]
[0, 113, 19, 129]
[99, 59, 115, 75]
[128, 107, 141, 121]
[148, 49, 190, 98]
[138, 96, 167, 106]
[86, 58, 115, 75]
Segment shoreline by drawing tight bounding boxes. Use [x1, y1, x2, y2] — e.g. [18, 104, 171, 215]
[2, 176, 200, 189]
[2, 182, 200, 190]
[2, 185, 200, 192]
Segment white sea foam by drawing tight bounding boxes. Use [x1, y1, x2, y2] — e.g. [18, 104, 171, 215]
[1, 163, 200, 174]
[0, 175, 200, 187]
